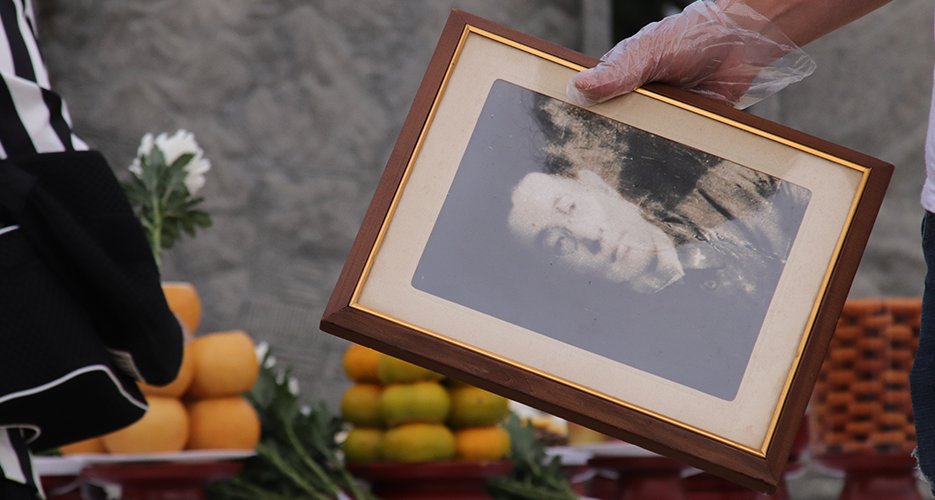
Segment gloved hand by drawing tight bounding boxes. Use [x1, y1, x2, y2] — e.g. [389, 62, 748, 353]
[566, 0, 816, 109]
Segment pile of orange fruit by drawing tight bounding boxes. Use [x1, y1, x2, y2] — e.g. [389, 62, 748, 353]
[60, 283, 262, 455]
[340, 344, 511, 464]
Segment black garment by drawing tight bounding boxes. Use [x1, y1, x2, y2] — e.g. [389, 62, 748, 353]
[0, 150, 183, 452]
[1, 478, 39, 500]
[912, 211, 935, 491]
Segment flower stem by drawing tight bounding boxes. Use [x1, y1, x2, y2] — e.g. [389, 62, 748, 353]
[282, 419, 340, 497]
[150, 188, 163, 271]
[256, 442, 332, 500]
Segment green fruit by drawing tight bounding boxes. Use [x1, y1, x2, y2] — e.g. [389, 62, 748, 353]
[344, 428, 384, 463]
[377, 355, 445, 385]
[341, 383, 384, 428]
[381, 381, 450, 427]
[447, 385, 510, 429]
[382, 423, 455, 462]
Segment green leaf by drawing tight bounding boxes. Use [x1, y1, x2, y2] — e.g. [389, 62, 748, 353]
[169, 152, 197, 171]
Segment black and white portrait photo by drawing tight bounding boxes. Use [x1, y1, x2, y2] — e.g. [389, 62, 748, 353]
[411, 79, 811, 400]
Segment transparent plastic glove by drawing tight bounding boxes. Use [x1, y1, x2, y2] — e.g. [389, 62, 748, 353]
[567, 0, 816, 109]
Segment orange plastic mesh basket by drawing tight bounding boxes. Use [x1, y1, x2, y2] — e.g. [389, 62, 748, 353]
[809, 297, 921, 456]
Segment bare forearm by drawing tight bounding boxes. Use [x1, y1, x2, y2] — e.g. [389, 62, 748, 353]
[742, 0, 895, 46]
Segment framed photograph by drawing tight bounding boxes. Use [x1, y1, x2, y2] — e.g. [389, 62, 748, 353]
[320, 10, 892, 493]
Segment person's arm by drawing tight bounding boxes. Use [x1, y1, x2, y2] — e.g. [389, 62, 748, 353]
[747, 0, 894, 46]
[566, 0, 894, 109]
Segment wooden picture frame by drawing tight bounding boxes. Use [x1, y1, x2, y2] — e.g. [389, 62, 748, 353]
[320, 10, 893, 493]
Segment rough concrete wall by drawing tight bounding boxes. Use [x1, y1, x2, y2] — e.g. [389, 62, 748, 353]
[35, 0, 587, 409]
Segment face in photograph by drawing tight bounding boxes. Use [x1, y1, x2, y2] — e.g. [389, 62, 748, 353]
[508, 169, 685, 293]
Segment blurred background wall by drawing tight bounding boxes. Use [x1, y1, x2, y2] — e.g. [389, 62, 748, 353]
[750, 0, 934, 299]
[34, 0, 932, 421]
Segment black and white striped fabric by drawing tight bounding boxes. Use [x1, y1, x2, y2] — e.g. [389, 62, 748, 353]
[0, 428, 41, 498]
[0, 0, 87, 229]
[0, 0, 88, 497]
[0, 0, 87, 160]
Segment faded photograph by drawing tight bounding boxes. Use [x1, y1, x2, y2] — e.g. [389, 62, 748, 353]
[508, 95, 811, 302]
[411, 80, 810, 400]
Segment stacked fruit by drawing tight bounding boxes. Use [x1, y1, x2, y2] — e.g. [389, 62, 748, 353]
[341, 344, 511, 464]
[60, 325, 262, 455]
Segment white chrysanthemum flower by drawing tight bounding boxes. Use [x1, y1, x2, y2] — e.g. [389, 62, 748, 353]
[154, 130, 195, 165]
[183, 158, 210, 195]
[128, 132, 154, 177]
[137, 132, 155, 157]
[153, 129, 211, 195]
[255, 341, 270, 362]
[128, 161, 142, 177]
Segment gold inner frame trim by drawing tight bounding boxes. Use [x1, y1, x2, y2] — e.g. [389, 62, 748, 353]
[348, 23, 872, 458]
